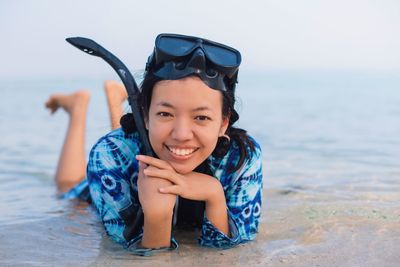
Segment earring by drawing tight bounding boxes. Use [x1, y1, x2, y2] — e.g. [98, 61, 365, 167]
[212, 134, 231, 158]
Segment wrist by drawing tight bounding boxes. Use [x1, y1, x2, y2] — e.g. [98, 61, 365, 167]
[204, 180, 229, 235]
[205, 180, 226, 207]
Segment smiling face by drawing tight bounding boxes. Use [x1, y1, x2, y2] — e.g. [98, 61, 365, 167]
[146, 76, 229, 174]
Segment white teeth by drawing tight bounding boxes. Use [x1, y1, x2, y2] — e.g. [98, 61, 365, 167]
[168, 147, 196, 156]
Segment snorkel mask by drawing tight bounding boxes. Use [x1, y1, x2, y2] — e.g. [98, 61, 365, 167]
[146, 33, 242, 92]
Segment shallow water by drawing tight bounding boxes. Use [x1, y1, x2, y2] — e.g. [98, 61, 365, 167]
[1, 71, 400, 266]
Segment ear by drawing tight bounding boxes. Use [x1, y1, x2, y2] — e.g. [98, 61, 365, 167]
[144, 114, 149, 130]
[219, 114, 230, 136]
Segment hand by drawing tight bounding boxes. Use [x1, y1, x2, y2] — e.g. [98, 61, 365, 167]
[137, 160, 176, 248]
[136, 155, 223, 202]
[136, 155, 229, 235]
[137, 160, 176, 215]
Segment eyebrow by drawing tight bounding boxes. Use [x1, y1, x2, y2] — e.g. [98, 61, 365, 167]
[156, 101, 212, 112]
[156, 101, 174, 108]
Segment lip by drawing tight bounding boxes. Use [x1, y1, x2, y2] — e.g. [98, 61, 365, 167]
[165, 145, 199, 160]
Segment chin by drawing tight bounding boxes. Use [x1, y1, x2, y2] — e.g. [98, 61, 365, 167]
[156, 146, 208, 174]
[170, 162, 197, 174]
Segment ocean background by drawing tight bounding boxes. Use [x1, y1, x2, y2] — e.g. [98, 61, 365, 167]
[1, 71, 399, 266]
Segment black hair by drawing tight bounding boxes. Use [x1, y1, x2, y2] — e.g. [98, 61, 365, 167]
[120, 72, 255, 172]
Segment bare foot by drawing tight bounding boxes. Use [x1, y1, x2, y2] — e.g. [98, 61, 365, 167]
[104, 80, 128, 130]
[104, 80, 128, 106]
[45, 90, 91, 115]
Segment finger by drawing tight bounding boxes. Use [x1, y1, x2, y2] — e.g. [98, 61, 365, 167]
[143, 168, 180, 184]
[138, 161, 146, 172]
[137, 161, 148, 179]
[159, 185, 181, 195]
[136, 155, 172, 170]
[136, 155, 169, 169]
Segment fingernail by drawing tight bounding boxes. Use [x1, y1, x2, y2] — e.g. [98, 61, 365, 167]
[136, 155, 145, 160]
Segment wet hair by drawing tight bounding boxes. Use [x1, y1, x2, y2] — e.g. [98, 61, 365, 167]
[120, 72, 255, 172]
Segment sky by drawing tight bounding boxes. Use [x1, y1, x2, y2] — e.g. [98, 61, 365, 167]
[1, 0, 400, 79]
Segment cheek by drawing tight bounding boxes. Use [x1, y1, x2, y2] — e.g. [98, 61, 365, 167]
[198, 125, 221, 148]
[147, 120, 166, 147]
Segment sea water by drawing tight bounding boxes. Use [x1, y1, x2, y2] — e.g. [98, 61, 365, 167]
[0, 71, 399, 266]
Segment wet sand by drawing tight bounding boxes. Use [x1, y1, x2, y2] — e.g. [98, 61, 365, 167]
[1, 186, 399, 267]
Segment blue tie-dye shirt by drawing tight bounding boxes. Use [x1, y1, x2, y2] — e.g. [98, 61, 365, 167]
[64, 128, 263, 252]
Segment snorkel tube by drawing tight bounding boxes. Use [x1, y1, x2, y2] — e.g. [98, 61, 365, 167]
[66, 37, 154, 157]
[66, 37, 147, 240]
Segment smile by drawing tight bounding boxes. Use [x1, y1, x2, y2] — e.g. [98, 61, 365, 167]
[166, 145, 199, 156]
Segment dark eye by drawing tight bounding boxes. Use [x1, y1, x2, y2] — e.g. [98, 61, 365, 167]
[157, 112, 172, 117]
[195, 115, 211, 121]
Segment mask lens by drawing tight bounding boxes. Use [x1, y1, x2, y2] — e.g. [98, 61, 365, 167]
[203, 44, 240, 67]
[157, 36, 196, 56]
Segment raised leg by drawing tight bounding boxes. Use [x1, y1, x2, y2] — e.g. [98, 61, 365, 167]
[45, 90, 90, 192]
[104, 80, 128, 130]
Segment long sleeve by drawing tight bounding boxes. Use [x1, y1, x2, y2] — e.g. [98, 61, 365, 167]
[86, 130, 143, 246]
[199, 138, 263, 248]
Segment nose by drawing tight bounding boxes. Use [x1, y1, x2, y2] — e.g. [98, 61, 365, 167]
[171, 118, 194, 141]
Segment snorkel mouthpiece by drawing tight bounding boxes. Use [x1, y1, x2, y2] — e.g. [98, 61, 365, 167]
[66, 37, 100, 56]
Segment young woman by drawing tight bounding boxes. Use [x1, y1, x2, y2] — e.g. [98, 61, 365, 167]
[46, 34, 263, 255]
